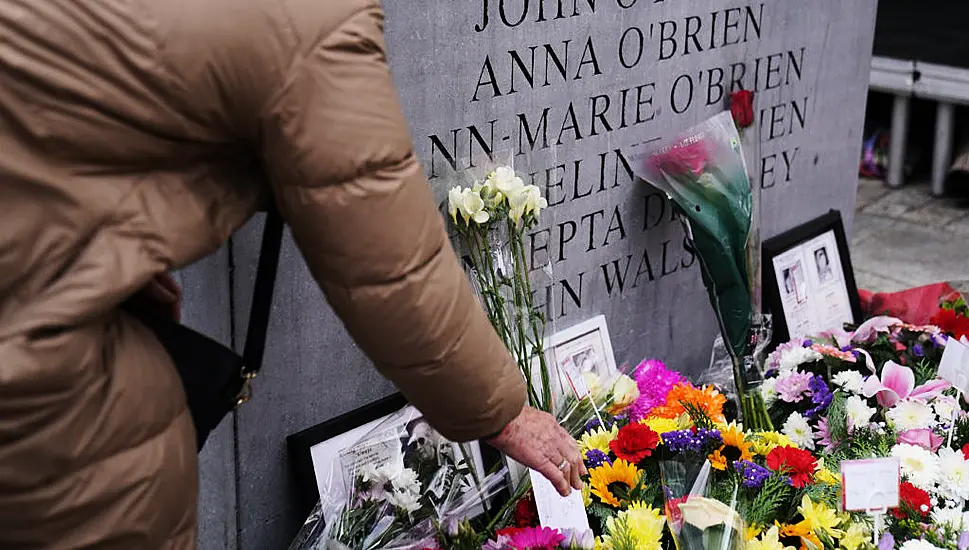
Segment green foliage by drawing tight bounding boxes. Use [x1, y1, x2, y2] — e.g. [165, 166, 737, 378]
[826, 391, 849, 447]
[743, 474, 795, 527]
[830, 424, 896, 462]
[683, 401, 717, 430]
[953, 416, 969, 449]
[605, 515, 640, 550]
[912, 359, 937, 386]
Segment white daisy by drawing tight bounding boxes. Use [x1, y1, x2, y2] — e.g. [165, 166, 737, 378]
[778, 347, 823, 373]
[782, 413, 816, 450]
[900, 540, 944, 550]
[761, 378, 778, 407]
[937, 447, 969, 502]
[832, 371, 865, 394]
[887, 399, 936, 431]
[892, 443, 941, 490]
[845, 396, 876, 429]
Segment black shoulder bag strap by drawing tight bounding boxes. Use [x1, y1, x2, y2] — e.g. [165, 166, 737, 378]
[236, 207, 285, 405]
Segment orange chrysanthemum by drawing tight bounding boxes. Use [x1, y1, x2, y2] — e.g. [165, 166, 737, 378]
[651, 382, 727, 423]
[708, 424, 754, 470]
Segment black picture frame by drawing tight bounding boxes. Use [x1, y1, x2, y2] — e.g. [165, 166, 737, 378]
[762, 210, 863, 350]
[286, 393, 505, 518]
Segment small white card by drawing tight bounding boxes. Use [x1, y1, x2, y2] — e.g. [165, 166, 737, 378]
[939, 338, 969, 395]
[560, 356, 590, 399]
[841, 458, 900, 512]
[529, 469, 591, 533]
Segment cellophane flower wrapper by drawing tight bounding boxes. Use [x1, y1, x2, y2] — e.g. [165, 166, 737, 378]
[660, 458, 745, 550]
[291, 405, 507, 550]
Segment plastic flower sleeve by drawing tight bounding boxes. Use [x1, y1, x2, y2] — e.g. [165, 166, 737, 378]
[630, 111, 753, 362]
[660, 458, 746, 550]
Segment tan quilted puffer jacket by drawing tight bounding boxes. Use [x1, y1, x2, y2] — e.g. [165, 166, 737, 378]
[0, 0, 526, 547]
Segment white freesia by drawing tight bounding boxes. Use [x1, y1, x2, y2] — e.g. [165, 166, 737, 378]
[447, 186, 463, 223]
[832, 371, 865, 394]
[892, 443, 941, 490]
[938, 447, 969, 502]
[488, 166, 525, 197]
[778, 346, 823, 373]
[607, 374, 640, 414]
[448, 186, 490, 225]
[845, 395, 875, 429]
[782, 413, 815, 450]
[887, 399, 936, 431]
[508, 184, 548, 224]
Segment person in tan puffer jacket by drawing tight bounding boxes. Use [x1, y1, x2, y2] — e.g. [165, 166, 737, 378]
[0, 0, 584, 548]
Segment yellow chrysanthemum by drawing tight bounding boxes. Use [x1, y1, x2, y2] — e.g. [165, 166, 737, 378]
[590, 459, 642, 508]
[641, 417, 681, 441]
[798, 496, 843, 539]
[839, 521, 869, 550]
[751, 431, 797, 455]
[814, 467, 839, 485]
[620, 501, 665, 550]
[748, 526, 795, 550]
[777, 522, 822, 550]
[580, 425, 619, 455]
[746, 524, 765, 541]
[709, 423, 754, 470]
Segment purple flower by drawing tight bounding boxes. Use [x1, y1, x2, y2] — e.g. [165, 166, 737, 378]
[584, 449, 611, 468]
[775, 371, 814, 403]
[840, 345, 853, 353]
[560, 528, 595, 549]
[958, 531, 969, 550]
[482, 534, 513, 550]
[629, 359, 683, 421]
[584, 418, 602, 433]
[913, 344, 925, 357]
[816, 416, 833, 447]
[663, 428, 723, 453]
[803, 339, 814, 347]
[878, 532, 894, 550]
[734, 460, 772, 488]
[767, 341, 800, 372]
[804, 375, 833, 418]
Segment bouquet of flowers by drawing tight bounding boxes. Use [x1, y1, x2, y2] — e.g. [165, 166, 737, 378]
[446, 158, 554, 412]
[290, 406, 507, 550]
[632, 111, 771, 429]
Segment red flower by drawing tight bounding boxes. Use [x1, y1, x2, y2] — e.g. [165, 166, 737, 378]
[609, 423, 660, 464]
[496, 527, 526, 538]
[931, 308, 969, 339]
[765, 447, 817, 488]
[729, 90, 755, 128]
[891, 481, 931, 519]
[514, 492, 539, 527]
[961, 442, 969, 461]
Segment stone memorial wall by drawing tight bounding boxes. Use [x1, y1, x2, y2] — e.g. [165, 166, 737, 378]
[187, 1, 877, 548]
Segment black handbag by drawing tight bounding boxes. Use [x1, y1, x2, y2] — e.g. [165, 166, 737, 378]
[125, 209, 284, 451]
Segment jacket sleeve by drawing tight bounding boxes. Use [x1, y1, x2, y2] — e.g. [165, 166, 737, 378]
[257, 1, 526, 442]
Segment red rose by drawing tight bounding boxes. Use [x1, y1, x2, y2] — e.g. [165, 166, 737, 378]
[514, 492, 539, 527]
[931, 309, 969, 340]
[765, 447, 817, 488]
[729, 90, 755, 129]
[891, 481, 931, 520]
[609, 423, 659, 464]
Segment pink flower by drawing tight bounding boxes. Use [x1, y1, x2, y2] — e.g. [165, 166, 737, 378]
[817, 327, 854, 349]
[816, 416, 835, 447]
[648, 140, 708, 178]
[861, 361, 950, 408]
[509, 526, 566, 549]
[853, 316, 903, 343]
[898, 428, 944, 452]
[629, 359, 683, 421]
[774, 371, 814, 402]
[811, 343, 857, 363]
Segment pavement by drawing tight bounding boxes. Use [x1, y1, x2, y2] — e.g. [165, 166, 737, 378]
[851, 178, 969, 292]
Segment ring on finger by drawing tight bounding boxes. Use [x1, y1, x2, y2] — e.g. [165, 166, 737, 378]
[556, 459, 569, 471]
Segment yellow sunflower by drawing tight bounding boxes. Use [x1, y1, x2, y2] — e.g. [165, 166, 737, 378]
[708, 423, 754, 470]
[776, 522, 822, 550]
[590, 459, 643, 508]
[580, 425, 619, 455]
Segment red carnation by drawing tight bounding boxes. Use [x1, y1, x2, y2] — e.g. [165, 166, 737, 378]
[729, 89, 755, 129]
[765, 446, 817, 488]
[496, 527, 525, 538]
[514, 492, 539, 527]
[962, 443, 969, 461]
[931, 308, 969, 340]
[609, 423, 660, 464]
[891, 481, 931, 520]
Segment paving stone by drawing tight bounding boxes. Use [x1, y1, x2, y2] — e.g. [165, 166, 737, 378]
[861, 185, 933, 218]
[855, 178, 891, 210]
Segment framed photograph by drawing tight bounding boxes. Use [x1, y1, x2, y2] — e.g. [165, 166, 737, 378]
[287, 394, 493, 519]
[544, 314, 619, 400]
[762, 210, 863, 347]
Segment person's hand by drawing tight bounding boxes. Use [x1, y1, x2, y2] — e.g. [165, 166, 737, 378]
[485, 405, 586, 496]
[134, 272, 182, 322]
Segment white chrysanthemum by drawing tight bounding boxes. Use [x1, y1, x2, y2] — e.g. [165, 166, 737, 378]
[932, 506, 965, 530]
[391, 468, 420, 494]
[761, 378, 778, 407]
[845, 396, 876, 429]
[937, 447, 969, 502]
[387, 489, 422, 513]
[782, 413, 816, 450]
[832, 371, 865, 394]
[778, 347, 823, 373]
[887, 399, 936, 431]
[892, 443, 941, 490]
[900, 540, 944, 550]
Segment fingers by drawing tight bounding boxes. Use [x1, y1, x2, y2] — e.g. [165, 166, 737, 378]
[535, 457, 571, 497]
